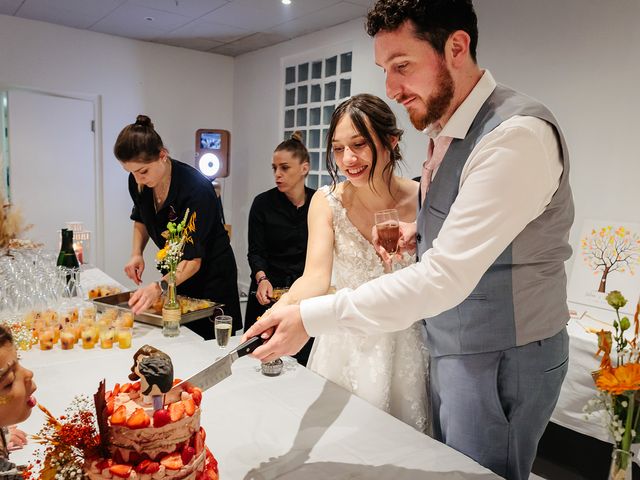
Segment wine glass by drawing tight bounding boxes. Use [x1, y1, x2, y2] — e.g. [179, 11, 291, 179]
[374, 209, 400, 272]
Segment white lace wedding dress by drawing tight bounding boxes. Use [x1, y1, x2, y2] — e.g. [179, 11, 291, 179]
[307, 185, 431, 433]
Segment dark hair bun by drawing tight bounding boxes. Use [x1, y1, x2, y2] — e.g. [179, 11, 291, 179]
[135, 115, 153, 129]
[291, 130, 303, 142]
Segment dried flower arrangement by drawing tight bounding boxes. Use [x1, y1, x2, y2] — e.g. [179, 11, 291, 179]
[23, 398, 100, 479]
[0, 196, 35, 253]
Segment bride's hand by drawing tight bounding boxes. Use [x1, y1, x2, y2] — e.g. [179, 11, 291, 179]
[257, 293, 289, 323]
[255, 295, 293, 340]
[268, 292, 295, 314]
[372, 220, 416, 264]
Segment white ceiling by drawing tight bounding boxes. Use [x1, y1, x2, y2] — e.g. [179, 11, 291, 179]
[0, 0, 374, 56]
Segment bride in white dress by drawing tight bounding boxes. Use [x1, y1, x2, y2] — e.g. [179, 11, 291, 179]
[272, 94, 430, 433]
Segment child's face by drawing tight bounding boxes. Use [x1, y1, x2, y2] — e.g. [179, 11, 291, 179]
[0, 343, 37, 426]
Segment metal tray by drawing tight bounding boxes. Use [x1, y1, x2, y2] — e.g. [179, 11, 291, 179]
[92, 291, 223, 327]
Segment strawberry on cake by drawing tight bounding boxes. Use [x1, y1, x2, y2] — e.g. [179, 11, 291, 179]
[85, 345, 218, 480]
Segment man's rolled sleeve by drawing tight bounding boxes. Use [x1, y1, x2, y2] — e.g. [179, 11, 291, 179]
[300, 294, 342, 336]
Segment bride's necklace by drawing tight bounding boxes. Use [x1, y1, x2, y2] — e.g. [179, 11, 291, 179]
[351, 187, 394, 216]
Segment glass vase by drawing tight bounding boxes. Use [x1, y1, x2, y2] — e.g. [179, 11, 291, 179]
[609, 448, 633, 480]
[162, 271, 180, 337]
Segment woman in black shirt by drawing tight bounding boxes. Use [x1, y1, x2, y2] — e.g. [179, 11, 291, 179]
[246, 132, 315, 363]
[114, 115, 242, 339]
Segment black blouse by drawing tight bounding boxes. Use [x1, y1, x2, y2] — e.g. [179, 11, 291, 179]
[127, 159, 242, 336]
[128, 159, 238, 304]
[247, 186, 315, 287]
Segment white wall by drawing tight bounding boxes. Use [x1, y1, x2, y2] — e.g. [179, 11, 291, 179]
[231, 0, 640, 285]
[476, 0, 640, 262]
[0, 14, 234, 288]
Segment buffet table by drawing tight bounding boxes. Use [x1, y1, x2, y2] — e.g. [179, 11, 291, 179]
[550, 302, 640, 463]
[13, 336, 500, 479]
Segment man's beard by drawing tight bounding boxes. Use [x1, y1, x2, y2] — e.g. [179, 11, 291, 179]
[407, 62, 455, 131]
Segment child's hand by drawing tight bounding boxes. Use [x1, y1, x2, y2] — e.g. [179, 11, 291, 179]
[7, 425, 27, 451]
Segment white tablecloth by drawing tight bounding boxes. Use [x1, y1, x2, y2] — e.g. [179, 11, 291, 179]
[551, 302, 640, 462]
[13, 336, 500, 479]
[80, 266, 127, 294]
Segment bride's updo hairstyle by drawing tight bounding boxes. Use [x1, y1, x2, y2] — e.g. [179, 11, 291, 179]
[114, 114, 166, 164]
[325, 93, 404, 192]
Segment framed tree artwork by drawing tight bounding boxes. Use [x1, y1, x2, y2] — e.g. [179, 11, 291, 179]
[568, 219, 640, 315]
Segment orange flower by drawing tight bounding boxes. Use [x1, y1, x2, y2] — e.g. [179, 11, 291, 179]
[596, 363, 640, 395]
[595, 329, 613, 370]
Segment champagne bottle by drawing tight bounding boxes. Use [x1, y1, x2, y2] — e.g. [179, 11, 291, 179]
[57, 228, 80, 296]
[57, 229, 79, 268]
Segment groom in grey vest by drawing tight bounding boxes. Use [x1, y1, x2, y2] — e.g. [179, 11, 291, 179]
[244, 1, 572, 479]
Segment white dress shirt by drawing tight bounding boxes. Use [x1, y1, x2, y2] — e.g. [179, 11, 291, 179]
[301, 71, 563, 337]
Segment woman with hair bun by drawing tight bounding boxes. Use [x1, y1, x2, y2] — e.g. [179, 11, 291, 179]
[114, 115, 242, 339]
[246, 131, 315, 365]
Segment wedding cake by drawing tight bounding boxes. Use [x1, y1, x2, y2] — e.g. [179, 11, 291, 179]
[84, 346, 219, 480]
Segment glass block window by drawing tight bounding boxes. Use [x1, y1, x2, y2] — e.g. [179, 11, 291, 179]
[283, 49, 352, 189]
[285, 66, 296, 84]
[340, 52, 352, 73]
[297, 85, 308, 104]
[285, 88, 295, 106]
[298, 63, 309, 82]
[324, 82, 336, 102]
[284, 110, 294, 129]
[325, 56, 337, 77]
[310, 84, 321, 103]
[309, 107, 321, 126]
[309, 129, 321, 149]
[311, 61, 322, 79]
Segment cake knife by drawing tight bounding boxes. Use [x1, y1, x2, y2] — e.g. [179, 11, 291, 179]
[170, 336, 263, 395]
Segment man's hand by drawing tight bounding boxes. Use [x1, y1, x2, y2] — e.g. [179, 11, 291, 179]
[397, 220, 417, 256]
[124, 255, 145, 285]
[371, 220, 417, 263]
[241, 305, 309, 363]
[256, 279, 274, 305]
[128, 282, 162, 315]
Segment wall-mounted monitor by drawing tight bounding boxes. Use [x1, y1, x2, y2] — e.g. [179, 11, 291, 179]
[195, 129, 230, 179]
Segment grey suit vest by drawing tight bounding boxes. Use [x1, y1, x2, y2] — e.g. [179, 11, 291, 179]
[417, 85, 574, 357]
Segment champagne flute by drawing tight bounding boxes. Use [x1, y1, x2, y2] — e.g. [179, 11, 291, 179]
[214, 315, 233, 348]
[374, 209, 400, 271]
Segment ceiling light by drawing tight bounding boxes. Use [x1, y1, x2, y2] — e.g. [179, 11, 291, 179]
[282, 0, 291, 4]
